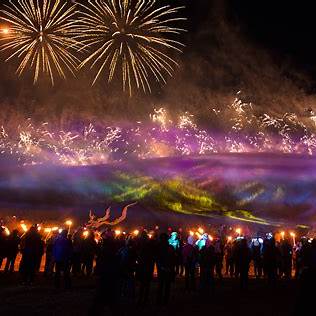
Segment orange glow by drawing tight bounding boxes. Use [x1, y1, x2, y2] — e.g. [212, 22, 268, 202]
[1, 27, 9, 35]
[235, 228, 241, 235]
[20, 223, 28, 232]
[2, 226, 10, 236]
[198, 227, 204, 234]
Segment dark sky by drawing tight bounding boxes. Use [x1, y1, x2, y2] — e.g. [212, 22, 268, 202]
[180, 0, 316, 79]
[229, 0, 316, 77]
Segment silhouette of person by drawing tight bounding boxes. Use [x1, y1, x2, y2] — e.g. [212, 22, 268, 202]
[4, 229, 20, 273]
[280, 238, 293, 279]
[81, 232, 97, 276]
[90, 230, 121, 314]
[44, 232, 57, 277]
[156, 233, 176, 305]
[214, 238, 224, 279]
[224, 239, 235, 277]
[293, 239, 316, 315]
[53, 230, 73, 289]
[199, 237, 215, 295]
[236, 238, 251, 289]
[136, 231, 156, 305]
[0, 227, 7, 270]
[182, 235, 198, 292]
[168, 231, 183, 276]
[251, 237, 263, 278]
[262, 237, 278, 286]
[118, 236, 137, 300]
[72, 229, 83, 276]
[19, 226, 43, 285]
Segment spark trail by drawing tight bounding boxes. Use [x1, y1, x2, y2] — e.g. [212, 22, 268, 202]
[0, 0, 80, 85]
[1, 96, 316, 166]
[74, 0, 186, 95]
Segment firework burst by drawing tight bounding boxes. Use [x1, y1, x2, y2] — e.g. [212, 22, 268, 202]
[75, 0, 186, 95]
[0, 0, 80, 85]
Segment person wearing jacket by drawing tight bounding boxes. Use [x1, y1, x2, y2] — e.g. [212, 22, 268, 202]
[156, 233, 176, 305]
[19, 226, 43, 285]
[182, 235, 198, 292]
[4, 229, 20, 273]
[53, 230, 73, 289]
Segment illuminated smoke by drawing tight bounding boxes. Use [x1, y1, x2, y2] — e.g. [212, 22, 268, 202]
[1, 95, 316, 166]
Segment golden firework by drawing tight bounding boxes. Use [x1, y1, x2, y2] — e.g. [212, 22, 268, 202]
[75, 0, 186, 95]
[0, 0, 80, 85]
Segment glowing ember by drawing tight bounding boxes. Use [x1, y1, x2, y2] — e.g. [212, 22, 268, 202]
[20, 223, 27, 232]
[82, 230, 89, 238]
[1, 27, 9, 35]
[197, 227, 204, 234]
[235, 228, 241, 235]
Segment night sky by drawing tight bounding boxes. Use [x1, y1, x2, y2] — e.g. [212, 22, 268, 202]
[229, 0, 316, 80]
[186, 0, 316, 82]
[0, 0, 316, 121]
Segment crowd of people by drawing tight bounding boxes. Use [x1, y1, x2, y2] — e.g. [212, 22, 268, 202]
[1, 225, 316, 311]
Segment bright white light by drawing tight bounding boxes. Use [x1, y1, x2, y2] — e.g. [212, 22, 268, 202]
[235, 228, 241, 235]
[20, 223, 28, 232]
[2, 226, 10, 236]
[198, 227, 204, 234]
[1, 28, 9, 35]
